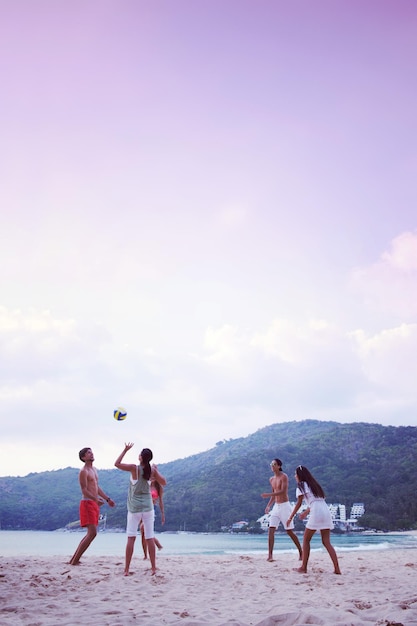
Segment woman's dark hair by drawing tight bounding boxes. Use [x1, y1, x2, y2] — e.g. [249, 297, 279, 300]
[295, 465, 325, 499]
[141, 448, 153, 481]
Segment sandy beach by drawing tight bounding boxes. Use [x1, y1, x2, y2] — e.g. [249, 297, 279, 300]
[1, 549, 416, 626]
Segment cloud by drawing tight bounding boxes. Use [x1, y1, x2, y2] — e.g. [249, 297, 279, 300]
[1, 292, 417, 476]
[0, 306, 110, 382]
[3, 223, 417, 477]
[382, 231, 417, 271]
[350, 231, 417, 317]
[198, 320, 364, 415]
[198, 315, 417, 425]
[352, 323, 417, 393]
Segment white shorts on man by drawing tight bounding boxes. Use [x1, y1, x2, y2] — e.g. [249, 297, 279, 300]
[269, 501, 294, 529]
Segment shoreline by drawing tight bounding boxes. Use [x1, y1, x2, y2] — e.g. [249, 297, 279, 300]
[2, 527, 416, 534]
[1, 528, 417, 563]
[1, 550, 417, 625]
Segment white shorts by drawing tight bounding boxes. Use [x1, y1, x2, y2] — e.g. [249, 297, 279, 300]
[269, 501, 294, 530]
[126, 510, 154, 539]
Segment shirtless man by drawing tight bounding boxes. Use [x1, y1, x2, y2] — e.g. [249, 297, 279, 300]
[261, 458, 302, 562]
[69, 447, 115, 565]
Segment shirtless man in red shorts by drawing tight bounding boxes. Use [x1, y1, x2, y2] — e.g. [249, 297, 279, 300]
[69, 447, 115, 565]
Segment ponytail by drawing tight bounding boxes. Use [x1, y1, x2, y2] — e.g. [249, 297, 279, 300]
[140, 448, 153, 481]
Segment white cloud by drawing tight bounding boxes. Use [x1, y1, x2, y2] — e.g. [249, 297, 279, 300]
[352, 323, 417, 393]
[203, 324, 249, 366]
[381, 231, 417, 271]
[251, 318, 336, 364]
[3, 221, 417, 478]
[1, 300, 416, 477]
[0, 307, 110, 382]
[350, 230, 417, 317]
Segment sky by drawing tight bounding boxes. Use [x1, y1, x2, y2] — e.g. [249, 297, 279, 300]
[1, 0, 417, 477]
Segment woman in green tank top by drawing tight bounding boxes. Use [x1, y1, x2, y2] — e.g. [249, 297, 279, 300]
[115, 442, 167, 575]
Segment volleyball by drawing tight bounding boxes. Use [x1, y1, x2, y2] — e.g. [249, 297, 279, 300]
[114, 407, 127, 421]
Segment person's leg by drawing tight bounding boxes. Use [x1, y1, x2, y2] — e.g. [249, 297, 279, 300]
[267, 526, 276, 561]
[140, 521, 148, 559]
[124, 536, 136, 576]
[152, 506, 162, 549]
[280, 502, 302, 560]
[320, 529, 341, 574]
[296, 528, 315, 573]
[146, 538, 157, 574]
[124, 511, 141, 575]
[286, 529, 302, 559]
[142, 510, 157, 574]
[69, 524, 97, 565]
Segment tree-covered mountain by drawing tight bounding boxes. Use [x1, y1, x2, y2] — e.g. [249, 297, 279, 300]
[1, 420, 416, 532]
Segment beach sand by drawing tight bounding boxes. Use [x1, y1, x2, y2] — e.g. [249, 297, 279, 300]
[1, 549, 416, 625]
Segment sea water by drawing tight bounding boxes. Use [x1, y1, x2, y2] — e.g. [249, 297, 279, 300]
[1, 530, 416, 558]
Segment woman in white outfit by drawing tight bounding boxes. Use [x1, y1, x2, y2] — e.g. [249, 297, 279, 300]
[287, 465, 341, 575]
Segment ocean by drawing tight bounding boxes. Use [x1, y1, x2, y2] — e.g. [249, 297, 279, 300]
[1, 530, 416, 558]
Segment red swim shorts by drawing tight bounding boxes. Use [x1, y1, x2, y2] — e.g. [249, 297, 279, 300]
[80, 500, 100, 527]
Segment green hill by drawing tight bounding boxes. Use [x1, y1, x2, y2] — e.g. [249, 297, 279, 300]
[1, 420, 416, 531]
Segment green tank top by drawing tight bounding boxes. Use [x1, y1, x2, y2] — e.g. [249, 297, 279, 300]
[127, 465, 153, 513]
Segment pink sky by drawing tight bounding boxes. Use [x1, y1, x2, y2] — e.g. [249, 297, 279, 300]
[1, 1, 416, 475]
